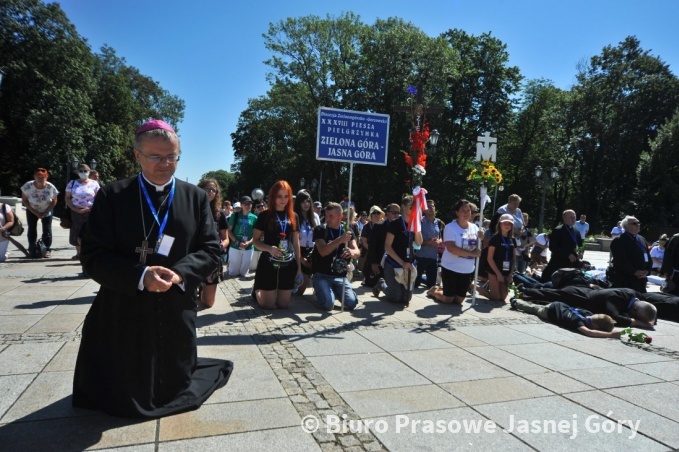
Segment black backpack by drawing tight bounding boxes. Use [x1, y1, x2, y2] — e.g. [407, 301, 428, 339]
[2, 204, 24, 236]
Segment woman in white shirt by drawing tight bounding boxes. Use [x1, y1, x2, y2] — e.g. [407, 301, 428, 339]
[0, 203, 16, 262]
[428, 199, 483, 304]
[21, 168, 59, 258]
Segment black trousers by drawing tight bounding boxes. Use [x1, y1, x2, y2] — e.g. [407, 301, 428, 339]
[26, 210, 53, 251]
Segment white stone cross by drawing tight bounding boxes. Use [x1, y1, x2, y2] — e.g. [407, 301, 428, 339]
[475, 132, 497, 162]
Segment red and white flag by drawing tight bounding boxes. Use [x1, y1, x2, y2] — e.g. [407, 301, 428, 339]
[408, 186, 428, 233]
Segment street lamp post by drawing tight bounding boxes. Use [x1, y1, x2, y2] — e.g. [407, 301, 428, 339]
[309, 179, 318, 199]
[66, 156, 79, 186]
[535, 165, 559, 233]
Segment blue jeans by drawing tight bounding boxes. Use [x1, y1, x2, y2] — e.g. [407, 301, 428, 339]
[312, 273, 358, 311]
[26, 210, 53, 252]
[513, 273, 553, 289]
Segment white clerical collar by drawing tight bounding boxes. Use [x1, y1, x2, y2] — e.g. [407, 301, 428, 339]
[141, 173, 174, 192]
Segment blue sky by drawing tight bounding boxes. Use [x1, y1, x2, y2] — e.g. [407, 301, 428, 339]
[54, 0, 679, 185]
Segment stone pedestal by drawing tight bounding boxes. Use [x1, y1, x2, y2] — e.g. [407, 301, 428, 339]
[596, 237, 613, 252]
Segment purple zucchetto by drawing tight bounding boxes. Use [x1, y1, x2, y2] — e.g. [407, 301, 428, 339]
[135, 119, 175, 135]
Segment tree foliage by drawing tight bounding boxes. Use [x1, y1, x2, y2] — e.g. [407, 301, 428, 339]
[231, 14, 520, 219]
[200, 169, 237, 201]
[0, 0, 184, 196]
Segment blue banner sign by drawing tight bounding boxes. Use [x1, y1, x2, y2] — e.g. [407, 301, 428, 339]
[316, 107, 390, 166]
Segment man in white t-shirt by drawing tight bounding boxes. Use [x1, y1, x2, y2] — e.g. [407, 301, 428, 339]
[573, 214, 589, 240]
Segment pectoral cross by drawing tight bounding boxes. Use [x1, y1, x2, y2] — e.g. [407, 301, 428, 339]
[135, 240, 154, 264]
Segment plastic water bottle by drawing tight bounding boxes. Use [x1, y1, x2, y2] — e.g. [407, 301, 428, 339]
[292, 274, 304, 293]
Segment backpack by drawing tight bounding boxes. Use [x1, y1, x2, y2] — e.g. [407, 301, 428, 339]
[33, 239, 47, 258]
[3, 204, 24, 236]
[551, 268, 585, 289]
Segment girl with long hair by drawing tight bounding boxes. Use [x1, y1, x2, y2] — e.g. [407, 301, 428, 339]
[294, 189, 319, 296]
[197, 178, 228, 308]
[252, 180, 302, 309]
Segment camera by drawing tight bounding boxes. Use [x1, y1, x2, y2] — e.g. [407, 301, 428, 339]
[332, 257, 349, 275]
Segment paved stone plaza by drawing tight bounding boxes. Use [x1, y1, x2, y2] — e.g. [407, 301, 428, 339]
[1, 209, 679, 451]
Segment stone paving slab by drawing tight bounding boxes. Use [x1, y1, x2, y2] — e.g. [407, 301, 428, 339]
[465, 345, 550, 375]
[158, 426, 321, 451]
[605, 382, 679, 422]
[498, 342, 613, 371]
[627, 360, 679, 381]
[561, 366, 662, 389]
[43, 341, 79, 372]
[287, 331, 384, 357]
[392, 348, 513, 384]
[206, 357, 287, 404]
[475, 396, 669, 451]
[0, 414, 158, 451]
[565, 390, 679, 449]
[1, 370, 78, 423]
[456, 324, 547, 345]
[0, 373, 35, 419]
[0, 314, 43, 333]
[341, 384, 464, 418]
[504, 322, 582, 342]
[558, 339, 674, 365]
[368, 407, 532, 451]
[522, 371, 595, 394]
[440, 376, 553, 406]
[427, 329, 487, 347]
[158, 398, 301, 441]
[0, 342, 63, 375]
[308, 353, 430, 392]
[355, 328, 456, 352]
[25, 312, 85, 333]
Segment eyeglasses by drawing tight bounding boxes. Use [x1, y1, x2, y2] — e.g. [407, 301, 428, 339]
[387, 210, 399, 215]
[136, 149, 180, 164]
[35, 169, 47, 174]
[204, 188, 217, 194]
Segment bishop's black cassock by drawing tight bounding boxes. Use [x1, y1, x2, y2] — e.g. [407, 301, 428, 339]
[73, 175, 233, 418]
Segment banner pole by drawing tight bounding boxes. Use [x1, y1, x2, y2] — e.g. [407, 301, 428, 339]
[471, 184, 486, 306]
[341, 162, 354, 312]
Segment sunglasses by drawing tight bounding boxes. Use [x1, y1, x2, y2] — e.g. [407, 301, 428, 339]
[387, 210, 399, 214]
[204, 188, 217, 193]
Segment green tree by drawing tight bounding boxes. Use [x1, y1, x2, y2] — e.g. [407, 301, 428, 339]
[235, 16, 520, 213]
[570, 36, 679, 230]
[636, 109, 679, 228]
[500, 79, 575, 228]
[200, 169, 237, 201]
[431, 30, 522, 217]
[88, 45, 185, 183]
[0, 0, 186, 196]
[0, 0, 96, 194]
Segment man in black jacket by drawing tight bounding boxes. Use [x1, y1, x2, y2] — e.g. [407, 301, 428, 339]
[660, 233, 679, 295]
[609, 215, 652, 293]
[541, 210, 582, 282]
